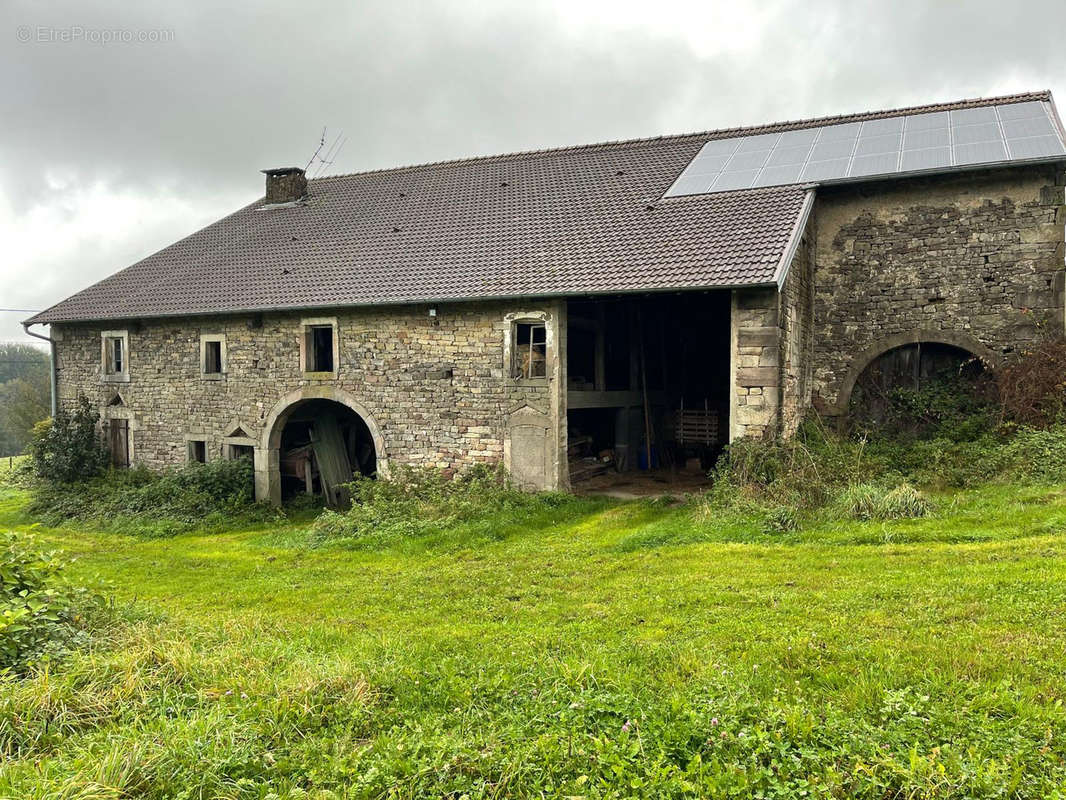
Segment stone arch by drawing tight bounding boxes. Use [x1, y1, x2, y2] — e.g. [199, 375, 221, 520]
[831, 329, 998, 416]
[256, 385, 388, 504]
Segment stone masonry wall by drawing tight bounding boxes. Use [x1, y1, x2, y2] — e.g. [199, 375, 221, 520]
[730, 225, 815, 442]
[812, 164, 1066, 414]
[730, 287, 782, 440]
[53, 300, 557, 484]
[779, 228, 816, 435]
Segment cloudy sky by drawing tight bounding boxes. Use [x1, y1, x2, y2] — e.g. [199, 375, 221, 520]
[2, 0, 1065, 344]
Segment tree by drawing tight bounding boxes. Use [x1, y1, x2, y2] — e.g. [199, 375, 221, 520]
[0, 344, 50, 457]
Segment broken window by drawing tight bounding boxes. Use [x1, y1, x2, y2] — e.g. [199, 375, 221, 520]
[304, 324, 335, 373]
[514, 322, 547, 380]
[104, 336, 124, 375]
[203, 339, 223, 375]
[187, 439, 206, 463]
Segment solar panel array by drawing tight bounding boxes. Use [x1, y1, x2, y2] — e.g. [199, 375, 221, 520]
[665, 101, 1066, 197]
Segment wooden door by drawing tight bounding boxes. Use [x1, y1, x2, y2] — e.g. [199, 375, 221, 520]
[109, 419, 129, 468]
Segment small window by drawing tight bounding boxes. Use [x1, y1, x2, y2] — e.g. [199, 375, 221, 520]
[514, 322, 547, 380]
[228, 444, 254, 462]
[200, 335, 226, 378]
[105, 337, 124, 375]
[101, 330, 129, 382]
[187, 440, 206, 464]
[305, 324, 335, 373]
[204, 341, 222, 374]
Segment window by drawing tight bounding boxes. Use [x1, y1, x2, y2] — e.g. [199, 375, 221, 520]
[301, 318, 338, 376]
[204, 341, 221, 374]
[308, 326, 333, 372]
[106, 337, 123, 374]
[101, 330, 129, 382]
[514, 322, 547, 380]
[187, 439, 206, 463]
[200, 334, 226, 378]
[228, 444, 254, 461]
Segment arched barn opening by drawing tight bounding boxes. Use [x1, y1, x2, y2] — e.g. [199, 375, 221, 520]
[275, 399, 377, 507]
[847, 341, 992, 436]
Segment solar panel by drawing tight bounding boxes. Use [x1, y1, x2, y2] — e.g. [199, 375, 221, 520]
[665, 100, 1066, 198]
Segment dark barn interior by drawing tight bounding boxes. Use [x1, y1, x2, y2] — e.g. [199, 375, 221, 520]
[566, 292, 730, 491]
[278, 399, 376, 506]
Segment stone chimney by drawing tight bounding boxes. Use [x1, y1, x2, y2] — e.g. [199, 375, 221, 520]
[262, 167, 307, 204]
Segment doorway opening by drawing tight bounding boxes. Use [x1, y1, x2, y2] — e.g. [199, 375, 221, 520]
[566, 292, 730, 493]
[276, 399, 377, 506]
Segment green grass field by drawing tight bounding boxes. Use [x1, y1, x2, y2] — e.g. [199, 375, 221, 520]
[2, 481, 1066, 798]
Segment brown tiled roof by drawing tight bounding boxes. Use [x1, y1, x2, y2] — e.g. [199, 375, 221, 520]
[28, 91, 1052, 325]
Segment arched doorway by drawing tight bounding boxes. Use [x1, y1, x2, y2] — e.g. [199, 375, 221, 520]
[259, 387, 386, 506]
[847, 341, 991, 434]
[831, 330, 998, 418]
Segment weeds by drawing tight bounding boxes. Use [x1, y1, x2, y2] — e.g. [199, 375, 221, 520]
[306, 464, 591, 550]
[27, 459, 279, 537]
[832, 482, 934, 521]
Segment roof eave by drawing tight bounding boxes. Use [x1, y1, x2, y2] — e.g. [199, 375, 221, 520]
[773, 189, 817, 290]
[31, 280, 783, 326]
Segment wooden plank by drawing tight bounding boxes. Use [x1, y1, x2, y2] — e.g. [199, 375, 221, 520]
[310, 413, 354, 508]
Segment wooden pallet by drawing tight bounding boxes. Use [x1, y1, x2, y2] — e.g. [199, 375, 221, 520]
[675, 409, 719, 447]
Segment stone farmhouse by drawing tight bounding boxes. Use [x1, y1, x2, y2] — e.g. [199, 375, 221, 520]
[25, 91, 1066, 502]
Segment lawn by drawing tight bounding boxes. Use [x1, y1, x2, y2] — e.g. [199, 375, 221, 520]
[2, 482, 1066, 798]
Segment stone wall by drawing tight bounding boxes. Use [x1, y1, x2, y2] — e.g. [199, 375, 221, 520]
[811, 164, 1066, 414]
[52, 299, 563, 497]
[730, 287, 782, 440]
[729, 225, 815, 442]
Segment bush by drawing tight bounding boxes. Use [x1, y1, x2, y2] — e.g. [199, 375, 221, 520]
[28, 458, 275, 537]
[998, 339, 1066, 428]
[0, 531, 107, 673]
[832, 482, 934, 521]
[999, 426, 1066, 483]
[309, 464, 579, 549]
[28, 397, 109, 483]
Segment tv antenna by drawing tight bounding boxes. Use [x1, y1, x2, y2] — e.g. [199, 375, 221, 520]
[305, 127, 347, 178]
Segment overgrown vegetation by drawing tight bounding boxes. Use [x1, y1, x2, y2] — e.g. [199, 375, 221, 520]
[28, 396, 109, 483]
[308, 464, 594, 550]
[27, 458, 277, 537]
[702, 340, 1066, 536]
[998, 338, 1066, 428]
[0, 531, 110, 674]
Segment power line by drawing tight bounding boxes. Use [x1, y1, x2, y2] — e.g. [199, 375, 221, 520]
[0, 308, 42, 313]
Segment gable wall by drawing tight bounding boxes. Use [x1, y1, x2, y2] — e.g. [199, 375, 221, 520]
[52, 300, 565, 492]
[810, 163, 1066, 414]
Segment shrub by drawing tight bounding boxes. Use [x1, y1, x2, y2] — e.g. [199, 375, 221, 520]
[28, 397, 108, 483]
[997, 339, 1066, 428]
[27, 458, 275, 537]
[832, 482, 934, 521]
[0, 531, 107, 673]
